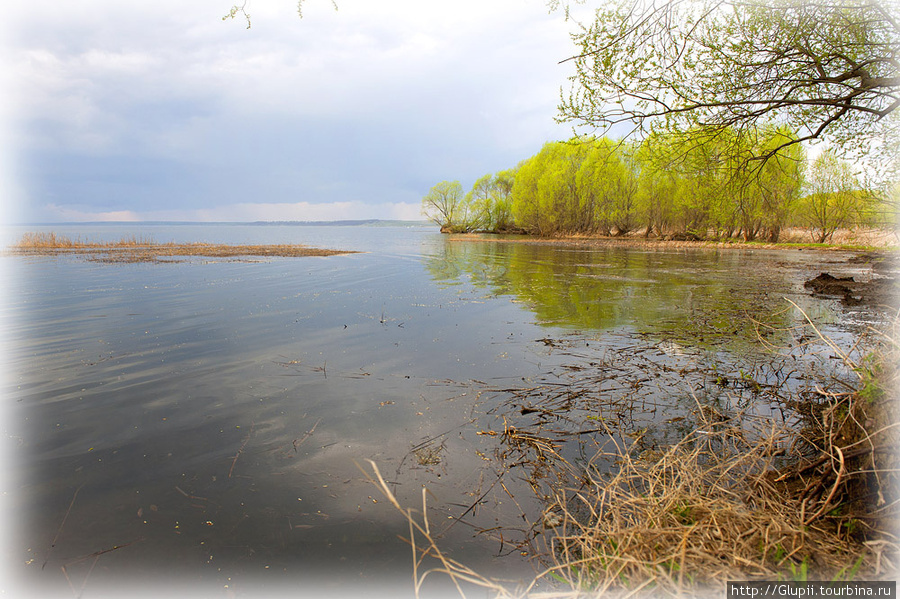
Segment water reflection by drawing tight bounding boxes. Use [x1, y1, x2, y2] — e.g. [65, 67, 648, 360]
[5, 229, 883, 598]
[425, 237, 848, 352]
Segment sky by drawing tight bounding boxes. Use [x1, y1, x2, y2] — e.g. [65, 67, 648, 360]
[3, 0, 586, 224]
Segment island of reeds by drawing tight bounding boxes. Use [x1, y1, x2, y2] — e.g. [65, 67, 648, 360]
[9, 232, 359, 263]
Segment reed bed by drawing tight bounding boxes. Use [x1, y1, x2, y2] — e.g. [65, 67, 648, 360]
[9, 231, 357, 262]
[13, 231, 155, 248]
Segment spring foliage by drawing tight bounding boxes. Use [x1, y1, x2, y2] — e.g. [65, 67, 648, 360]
[558, 0, 900, 180]
[426, 127, 887, 241]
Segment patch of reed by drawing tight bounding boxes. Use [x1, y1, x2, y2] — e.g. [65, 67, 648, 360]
[370, 313, 899, 598]
[11, 232, 156, 250]
[14, 231, 79, 248]
[542, 419, 862, 596]
[8, 232, 357, 261]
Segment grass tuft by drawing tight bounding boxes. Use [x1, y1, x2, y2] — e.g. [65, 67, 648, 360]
[370, 311, 899, 598]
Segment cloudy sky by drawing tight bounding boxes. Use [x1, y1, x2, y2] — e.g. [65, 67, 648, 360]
[3, 0, 585, 223]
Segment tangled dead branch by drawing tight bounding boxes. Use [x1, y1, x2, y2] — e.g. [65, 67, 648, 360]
[369, 309, 899, 598]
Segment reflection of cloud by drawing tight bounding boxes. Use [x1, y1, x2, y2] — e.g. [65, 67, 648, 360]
[40, 200, 423, 222]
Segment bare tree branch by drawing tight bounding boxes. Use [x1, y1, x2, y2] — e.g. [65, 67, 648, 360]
[558, 0, 900, 173]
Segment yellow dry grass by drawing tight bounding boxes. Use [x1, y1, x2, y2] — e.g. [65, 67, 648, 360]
[366, 315, 899, 598]
[9, 232, 358, 262]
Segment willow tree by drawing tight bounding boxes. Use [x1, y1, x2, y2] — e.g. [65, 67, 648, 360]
[511, 141, 589, 235]
[466, 170, 517, 232]
[803, 149, 867, 242]
[559, 0, 899, 173]
[422, 180, 473, 232]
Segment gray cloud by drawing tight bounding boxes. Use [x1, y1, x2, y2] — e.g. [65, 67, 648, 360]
[7, 0, 580, 223]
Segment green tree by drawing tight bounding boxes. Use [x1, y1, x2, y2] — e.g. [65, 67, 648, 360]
[466, 169, 517, 233]
[746, 128, 806, 242]
[665, 132, 732, 238]
[466, 174, 493, 232]
[576, 138, 639, 235]
[802, 150, 865, 242]
[559, 0, 899, 172]
[511, 141, 589, 235]
[703, 126, 805, 242]
[634, 133, 679, 237]
[422, 180, 471, 232]
[490, 169, 517, 232]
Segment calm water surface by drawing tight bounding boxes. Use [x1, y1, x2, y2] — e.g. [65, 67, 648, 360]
[1, 224, 889, 598]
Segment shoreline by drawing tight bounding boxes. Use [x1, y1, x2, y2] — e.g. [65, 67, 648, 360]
[445, 229, 899, 253]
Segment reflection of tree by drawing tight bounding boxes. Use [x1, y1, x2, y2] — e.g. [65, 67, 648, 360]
[424, 239, 799, 350]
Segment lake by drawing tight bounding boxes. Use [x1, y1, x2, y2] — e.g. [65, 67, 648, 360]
[1, 224, 891, 598]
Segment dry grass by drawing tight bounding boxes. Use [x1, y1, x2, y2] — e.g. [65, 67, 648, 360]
[13, 231, 155, 248]
[9, 232, 358, 262]
[365, 461, 516, 599]
[542, 410, 892, 597]
[540, 317, 899, 597]
[368, 315, 900, 598]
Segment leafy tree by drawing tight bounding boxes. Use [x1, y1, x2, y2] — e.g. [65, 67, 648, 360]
[422, 180, 472, 232]
[558, 0, 899, 172]
[490, 169, 517, 232]
[665, 132, 732, 238]
[634, 133, 679, 237]
[576, 138, 639, 235]
[511, 155, 544, 234]
[466, 170, 517, 232]
[575, 141, 613, 234]
[511, 141, 589, 235]
[746, 128, 806, 242]
[698, 126, 805, 242]
[802, 149, 866, 242]
[466, 174, 494, 232]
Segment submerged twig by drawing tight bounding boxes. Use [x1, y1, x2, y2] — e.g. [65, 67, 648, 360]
[61, 538, 144, 598]
[43, 482, 86, 570]
[228, 422, 255, 478]
[293, 418, 322, 453]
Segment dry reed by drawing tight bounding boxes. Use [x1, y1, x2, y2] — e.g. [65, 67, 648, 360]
[369, 313, 899, 598]
[8, 231, 357, 261]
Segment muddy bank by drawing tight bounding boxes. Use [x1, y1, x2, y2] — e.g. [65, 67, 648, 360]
[804, 253, 898, 307]
[804, 272, 896, 306]
[448, 230, 898, 251]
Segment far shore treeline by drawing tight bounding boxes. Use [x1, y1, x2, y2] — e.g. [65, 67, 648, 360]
[422, 127, 895, 243]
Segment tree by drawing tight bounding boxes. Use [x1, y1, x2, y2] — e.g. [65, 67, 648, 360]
[576, 138, 639, 235]
[511, 141, 590, 235]
[466, 170, 517, 232]
[802, 149, 866, 242]
[422, 180, 470, 232]
[490, 169, 517, 232]
[559, 0, 900, 172]
[634, 133, 680, 237]
[746, 128, 806, 242]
